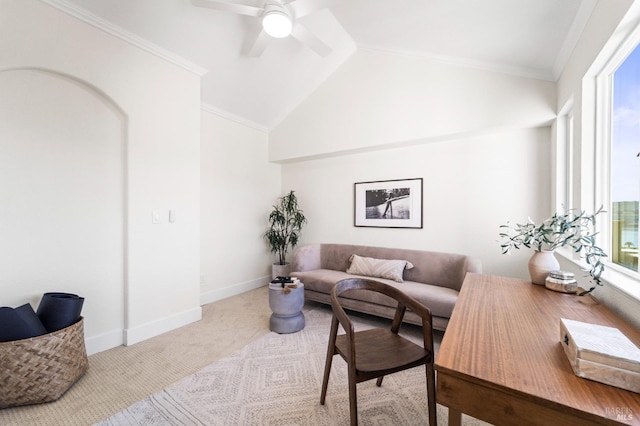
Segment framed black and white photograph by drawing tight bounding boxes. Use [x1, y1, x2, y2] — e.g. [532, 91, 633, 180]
[354, 178, 423, 228]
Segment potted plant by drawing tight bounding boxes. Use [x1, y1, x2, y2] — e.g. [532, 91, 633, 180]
[498, 207, 607, 295]
[264, 190, 306, 279]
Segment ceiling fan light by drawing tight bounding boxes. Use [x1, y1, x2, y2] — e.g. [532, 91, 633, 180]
[262, 10, 292, 38]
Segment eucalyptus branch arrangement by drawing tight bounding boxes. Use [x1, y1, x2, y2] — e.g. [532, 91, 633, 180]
[264, 190, 306, 265]
[498, 207, 607, 295]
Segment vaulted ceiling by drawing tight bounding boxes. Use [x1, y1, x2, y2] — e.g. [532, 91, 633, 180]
[47, 0, 596, 130]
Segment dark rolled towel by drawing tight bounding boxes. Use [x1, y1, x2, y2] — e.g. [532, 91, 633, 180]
[15, 303, 47, 336]
[0, 305, 47, 342]
[36, 292, 85, 332]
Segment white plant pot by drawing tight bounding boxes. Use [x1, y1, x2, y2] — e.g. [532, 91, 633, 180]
[271, 262, 291, 280]
[528, 250, 560, 285]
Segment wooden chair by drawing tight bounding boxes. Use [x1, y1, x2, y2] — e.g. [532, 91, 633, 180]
[320, 278, 437, 426]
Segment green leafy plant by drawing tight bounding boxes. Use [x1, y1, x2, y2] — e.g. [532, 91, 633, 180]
[264, 190, 306, 265]
[498, 207, 607, 295]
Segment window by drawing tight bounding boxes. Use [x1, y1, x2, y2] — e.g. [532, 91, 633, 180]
[610, 44, 640, 273]
[559, 108, 574, 212]
[571, 6, 640, 306]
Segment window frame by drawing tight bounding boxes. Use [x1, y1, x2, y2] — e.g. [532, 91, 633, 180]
[591, 22, 640, 300]
[556, 104, 574, 213]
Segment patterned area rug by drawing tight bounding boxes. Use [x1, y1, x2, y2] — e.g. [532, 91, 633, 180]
[97, 306, 486, 425]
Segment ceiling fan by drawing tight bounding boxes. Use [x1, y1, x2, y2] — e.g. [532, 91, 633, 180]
[191, 0, 332, 57]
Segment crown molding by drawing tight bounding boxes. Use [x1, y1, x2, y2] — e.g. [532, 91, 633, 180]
[201, 103, 268, 133]
[39, 0, 209, 77]
[552, 0, 597, 81]
[358, 44, 554, 82]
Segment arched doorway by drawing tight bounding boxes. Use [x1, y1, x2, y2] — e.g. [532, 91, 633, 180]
[0, 68, 126, 352]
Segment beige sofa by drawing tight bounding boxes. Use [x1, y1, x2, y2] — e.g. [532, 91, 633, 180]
[290, 243, 482, 331]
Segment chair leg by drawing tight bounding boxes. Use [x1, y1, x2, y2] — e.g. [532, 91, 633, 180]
[425, 363, 437, 426]
[376, 376, 384, 387]
[320, 353, 333, 405]
[321, 316, 339, 405]
[348, 370, 358, 426]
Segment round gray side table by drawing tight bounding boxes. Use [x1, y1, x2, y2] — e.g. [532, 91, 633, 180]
[268, 282, 305, 334]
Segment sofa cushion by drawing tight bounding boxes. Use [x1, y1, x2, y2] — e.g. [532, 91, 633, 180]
[385, 280, 459, 319]
[345, 254, 414, 282]
[293, 269, 459, 319]
[293, 243, 481, 292]
[293, 269, 352, 295]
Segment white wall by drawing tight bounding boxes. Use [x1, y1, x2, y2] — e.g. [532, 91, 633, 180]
[0, 69, 125, 347]
[270, 49, 556, 162]
[0, 0, 202, 352]
[273, 50, 556, 280]
[282, 127, 550, 279]
[200, 109, 281, 303]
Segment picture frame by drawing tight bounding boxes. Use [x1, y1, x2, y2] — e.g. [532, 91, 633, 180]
[354, 178, 423, 228]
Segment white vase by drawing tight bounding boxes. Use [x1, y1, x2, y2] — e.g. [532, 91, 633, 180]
[528, 250, 560, 285]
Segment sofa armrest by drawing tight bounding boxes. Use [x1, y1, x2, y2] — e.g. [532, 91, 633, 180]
[291, 244, 322, 272]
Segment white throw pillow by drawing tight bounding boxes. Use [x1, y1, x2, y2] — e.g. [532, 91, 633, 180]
[346, 254, 414, 283]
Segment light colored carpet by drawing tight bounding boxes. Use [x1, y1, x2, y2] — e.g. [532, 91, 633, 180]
[0, 286, 273, 426]
[97, 304, 486, 426]
[0, 286, 486, 425]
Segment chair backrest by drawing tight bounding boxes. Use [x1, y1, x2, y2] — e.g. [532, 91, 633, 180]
[330, 278, 434, 353]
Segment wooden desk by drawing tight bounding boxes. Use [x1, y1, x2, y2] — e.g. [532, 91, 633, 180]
[435, 273, 640, 426]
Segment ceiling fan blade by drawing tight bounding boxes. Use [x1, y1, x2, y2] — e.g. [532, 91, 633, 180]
[287, 0, 328, 18]
[247, 29, 270, 57]
[190, 0, 262, 17]
[291, 24, 331, 57]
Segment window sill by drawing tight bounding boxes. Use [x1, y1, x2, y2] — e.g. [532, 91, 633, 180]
[555, 248, 640, 301]
[600, 265, 640, 301]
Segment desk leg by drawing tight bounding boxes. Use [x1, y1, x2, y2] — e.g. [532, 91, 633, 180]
[448, 408, 462, 426]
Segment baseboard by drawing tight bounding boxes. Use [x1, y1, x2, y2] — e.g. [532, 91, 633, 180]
[124, 306, 202, 346]
[200, 276, 270, 306]
[85, 279, 267, 353]
[85, 328, 124, 356]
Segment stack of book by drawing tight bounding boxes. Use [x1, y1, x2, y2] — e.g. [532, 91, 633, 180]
[270, 276, 300, 288]
[560, 318, 640, 393]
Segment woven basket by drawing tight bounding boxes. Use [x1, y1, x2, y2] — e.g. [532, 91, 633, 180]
[0, 318, 88, 408]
